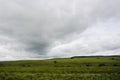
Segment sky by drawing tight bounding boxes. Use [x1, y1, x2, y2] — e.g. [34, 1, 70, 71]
[0, 0, 120, 61]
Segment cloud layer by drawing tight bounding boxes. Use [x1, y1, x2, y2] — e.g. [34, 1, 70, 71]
[0, 0, 120, 60]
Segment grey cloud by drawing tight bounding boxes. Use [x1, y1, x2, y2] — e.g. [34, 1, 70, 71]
[0, 0, 120, 60]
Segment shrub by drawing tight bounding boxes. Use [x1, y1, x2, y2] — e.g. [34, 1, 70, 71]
[113, 64, 118, 66]
[98, 63, 106, 67]
[86, 64, 91, 67]
[54, 61, 57, 64]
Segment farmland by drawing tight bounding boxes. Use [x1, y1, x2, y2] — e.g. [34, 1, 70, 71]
[0, 56, 120, 80]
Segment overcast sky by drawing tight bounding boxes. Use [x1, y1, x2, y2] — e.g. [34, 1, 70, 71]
[0, 0, 120, 61]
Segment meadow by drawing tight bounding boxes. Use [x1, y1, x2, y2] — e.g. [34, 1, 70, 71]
[0, 56, 120, 80]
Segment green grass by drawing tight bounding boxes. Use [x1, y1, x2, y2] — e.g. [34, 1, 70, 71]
[0, 56, 120, 80]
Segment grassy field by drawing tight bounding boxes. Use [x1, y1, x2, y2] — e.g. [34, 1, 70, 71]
[0, 56, 120, 80]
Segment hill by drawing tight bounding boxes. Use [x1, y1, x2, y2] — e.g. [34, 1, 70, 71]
[0, 56, 120, 80]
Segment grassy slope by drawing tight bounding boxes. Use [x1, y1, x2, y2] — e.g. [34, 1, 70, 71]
[0, 56, 120, 80]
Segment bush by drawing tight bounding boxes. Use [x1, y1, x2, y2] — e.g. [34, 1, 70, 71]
[113, 64, 118, 66]
[98, 63, 106, 67]
[54, 61, 57, 64]
[85, 64, 91, 67]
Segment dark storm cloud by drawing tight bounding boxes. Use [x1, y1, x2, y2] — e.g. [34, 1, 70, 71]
[0, 0, 120, 60]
